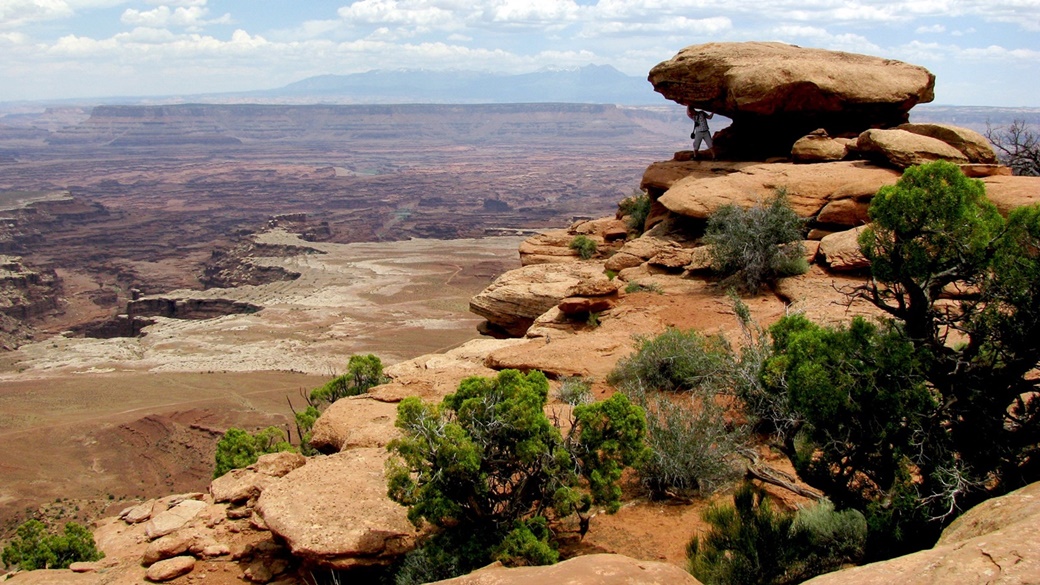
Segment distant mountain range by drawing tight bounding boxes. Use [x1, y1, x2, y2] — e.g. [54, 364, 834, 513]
[203, 65, 662, 106]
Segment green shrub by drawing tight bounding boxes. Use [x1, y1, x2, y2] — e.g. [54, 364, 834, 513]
[619, 191, 652, 235]
[308, 353, 388, 407]
[688, 484, 866, 585]
[2, 519, 103, 571]
[386, 369, 648, 574]
[569, 235, 598, 260]
[688, 483, 795, 585]
[704, 190, 807, 293]
[213, 426, 294, 478]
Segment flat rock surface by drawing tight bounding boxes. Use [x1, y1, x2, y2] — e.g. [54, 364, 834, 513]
[431, 554, 703, 584]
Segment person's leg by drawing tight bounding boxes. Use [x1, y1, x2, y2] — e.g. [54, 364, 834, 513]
[692, 134, 704, 158]
[703, 133, 715, 160]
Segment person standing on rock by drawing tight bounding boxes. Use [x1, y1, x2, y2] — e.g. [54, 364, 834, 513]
[687, 105, 715, 160]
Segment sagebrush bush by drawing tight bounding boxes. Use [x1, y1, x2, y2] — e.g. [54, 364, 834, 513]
[609, 328, 747, 494]
[569, 235, 598, 260]
[626, 383, 746, 495]
[555, 376, 593, 406]
[608, 328, 734, 394]
[705, 190, 807, 293]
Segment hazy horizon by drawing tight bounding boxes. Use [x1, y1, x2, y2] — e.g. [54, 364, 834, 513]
[1, 1, 1038, 108]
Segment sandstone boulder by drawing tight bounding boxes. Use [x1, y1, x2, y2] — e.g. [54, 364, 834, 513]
[368, 339, 518, 403]
[981, 175, 1040, 215]
[210, 451, 306, 505]
[256, 448, 419, 569]
[802, 481, 1040, 585]
[656, 162, 901, 221]
[308, 395, 400, 453]
[144, 556, 194, 582]
[937, 481, 1040, 546]
[816, 198, 870, 227]
[818, 226, 870, 271]
[855, 128, 968, 169]
[430, 553, 702, 584]
[469, 262, 611, 337]
[649, 42, 934, 158]
[897, 123, 998, 164]
[144, 499, 208, 540]
[792, 134, 850, 163]
[604, 236, 688, 273]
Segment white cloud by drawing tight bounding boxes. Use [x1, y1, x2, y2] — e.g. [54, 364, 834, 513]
[0, 0, 74, 28]
[916, 24, 946, 34]
[121, 4, 229, 29]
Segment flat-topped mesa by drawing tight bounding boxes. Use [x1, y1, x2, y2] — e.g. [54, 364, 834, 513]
[649, 42, 935, 160]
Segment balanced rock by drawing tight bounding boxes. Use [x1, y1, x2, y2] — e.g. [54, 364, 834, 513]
[649, 42, 934, 158]
[430, 553, 702, 584]
[469, 262, 611, 337]
[256, 448, 419, 569]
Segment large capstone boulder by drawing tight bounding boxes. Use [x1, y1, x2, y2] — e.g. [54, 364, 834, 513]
[649, 42, 934, 159]
[255, 448, 419, 569]
[429, 553, 703, 584]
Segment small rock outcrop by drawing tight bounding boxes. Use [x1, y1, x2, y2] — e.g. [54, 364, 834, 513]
[429, 553, 703, 584]
[649, 42, 935, 158]
[469, 262, 616, 337]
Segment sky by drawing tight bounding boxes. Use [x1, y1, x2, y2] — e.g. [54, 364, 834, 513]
[1, 0, 1038, 106]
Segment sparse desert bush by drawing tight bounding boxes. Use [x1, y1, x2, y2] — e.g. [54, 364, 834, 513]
[213, 426, 294, 478]
[625, 382, 746, 495]
[569, 235, 598, 260]
[704, 190, 807, 293]
[2, 519, 103, 571]
[986, 119, 1039, 176]
[555, 376, 593, 406]
[609, 327, 747, 494]
[619, 190, 652, 235]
